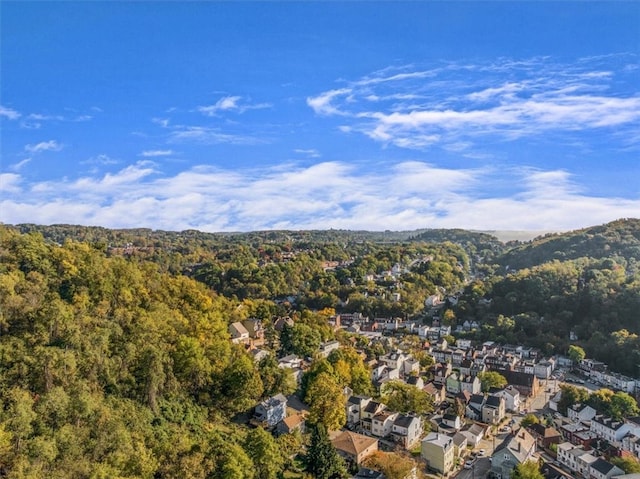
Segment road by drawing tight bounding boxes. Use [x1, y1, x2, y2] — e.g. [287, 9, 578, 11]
[455, 458, 491, 479]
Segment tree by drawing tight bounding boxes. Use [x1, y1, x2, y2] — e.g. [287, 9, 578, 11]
[611, 456, 640, 474]
[244, 427, 285, 479]
[610, 391, 639, 420]
[305, 372, 346, 431]
[557, 385, 588, 415]
[567, 345, 586, 364]
[512, 460, 544, 479]
[364, 451, 416, 479]
[381, 380, 433, 415]
[305, 423, 348, 479]
[520, 413, 540, 428]
[478, 371, 507, 392]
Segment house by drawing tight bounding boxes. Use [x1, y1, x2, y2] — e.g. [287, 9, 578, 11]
[254, 394, 287, 427]
[406, 375, 425, 390]
[576, 452, 598, 477]
[460, 375, 482, 395]
[421, 433, 455, 474]
[423, 382, 446, 405]
[242, 318, 265, 346]
[392, 414, 423, 448]
[529, 424, 562, 448]
[466, 394, 485, 421]
[347, 396, 372, 426]
[535, 359, 555, 379]
[590, 458, 624, 479]
[482, 395, 506, 425]
[229, 321, 250, 344]
[372, 411, 399, 438]
[332, 431, 379, 466]
[557, 442, 592, 474]
[499, 369, 540, 397]
[361, 401, 386, 432]
[490, 429, 537, 479]
[250, 348, 270, 363]
[568, 404, 597, 423]
[276, 413, 306, 435]
[274, 316, 294, 331]
[561, 423, 598, 448]
[439, 413, 462, 433]
[380, 350, 408, 370]
[452, 432, 469, 457]
[403, 357, 420, 376]
[591, 415, 637, 446]
[462, 423, 487, 448]
[492, 386, 521, 413]
[319, 340, 341, 358]
[433, 363, 453, 386]
[352, 468, 386, 479]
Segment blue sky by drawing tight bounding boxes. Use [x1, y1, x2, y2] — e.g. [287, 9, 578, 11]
[1, 2, 639, 233]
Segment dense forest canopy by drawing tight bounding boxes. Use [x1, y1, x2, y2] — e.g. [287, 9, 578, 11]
[1, 218, 639, 476]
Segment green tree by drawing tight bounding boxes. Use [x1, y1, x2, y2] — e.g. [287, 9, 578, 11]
[306, 424, 348, 479]
[567, 345, 586, 364]
[558, 385, 589, 415]
[520, 414, 540, 428]
[512, 460, 544, 479]
[244, 427, 285, 479]
[381, 380, 434, 415]
[305, 372, 346, 431]
[610, 391, 639, 420]
[478, 371, 508, 392]
[611, 456, 640, 474]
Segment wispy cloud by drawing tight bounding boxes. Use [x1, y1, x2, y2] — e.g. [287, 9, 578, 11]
[168, 126, 263, 145]
[1, 160, 638, 232]
[140, 149, 175, 157]
[294, 149, 321, 158]
[10, 159, 31, 171]
[0, 105, 21, 120]
[307, 55, 640, 150]
[25, 140, 63, 154]
[198, 95, 271, 116]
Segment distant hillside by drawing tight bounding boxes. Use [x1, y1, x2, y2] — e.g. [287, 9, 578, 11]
[496, 218, 640, 270]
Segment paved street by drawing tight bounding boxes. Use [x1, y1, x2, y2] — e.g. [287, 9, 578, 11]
[455, 457, 491, 479]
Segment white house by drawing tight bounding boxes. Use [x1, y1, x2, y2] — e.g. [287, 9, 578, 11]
[392, 414, 423, 448]
[371, 411, 399, 438]
[568, 403, 597, 423]
[493, 386, 521, 412]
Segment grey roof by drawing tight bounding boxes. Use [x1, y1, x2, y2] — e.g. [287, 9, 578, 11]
[394, 414, 419, 428]
[485, 395, 502, 407]
[591, 458, 617, 475]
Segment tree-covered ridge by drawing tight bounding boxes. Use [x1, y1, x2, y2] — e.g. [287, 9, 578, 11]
[0, 227, 294, 478]
[497, 218, 640, 271]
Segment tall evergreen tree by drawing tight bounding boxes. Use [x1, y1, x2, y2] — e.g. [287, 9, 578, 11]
[306, 424, 347, 479]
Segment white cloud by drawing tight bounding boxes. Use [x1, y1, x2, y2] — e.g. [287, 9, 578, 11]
[140, 149, 175, 157]
[168, 126, 262, 145]
[10, 159, 31, 171]
[1, 160, 638, 233]
[198, 95, 271, 116]
[0, 105, 21, 120]
[25, 140, 63, 154]
[307, 56, 640, 150]
[307, 88, 352, 116]
[294, 149, 321, 158]
[0, 173, 22, 193]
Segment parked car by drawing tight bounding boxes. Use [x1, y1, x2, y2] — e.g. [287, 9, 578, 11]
[464, 458, 477, 469]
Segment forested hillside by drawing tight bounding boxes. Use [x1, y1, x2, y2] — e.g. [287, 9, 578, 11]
[1, 218, 640, 476]
[0, 227, 289, 477]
